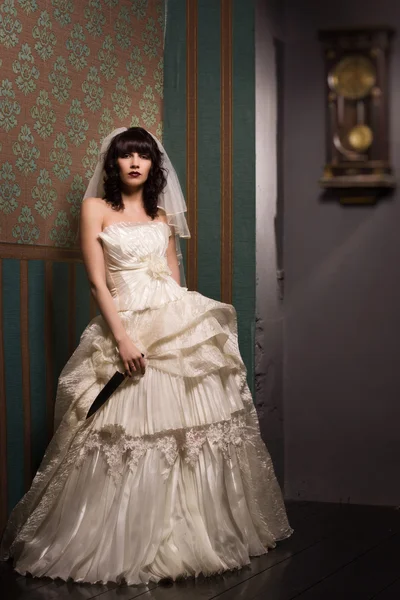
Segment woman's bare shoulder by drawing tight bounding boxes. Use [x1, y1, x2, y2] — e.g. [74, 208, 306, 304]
[80, 197, 109, 233]
[82, 196, 106, 208]
[81, 196, 107, 216]
[155, 208, 168, 223]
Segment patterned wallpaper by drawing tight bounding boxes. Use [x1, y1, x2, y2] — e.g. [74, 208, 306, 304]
[0, 0, 164, 247]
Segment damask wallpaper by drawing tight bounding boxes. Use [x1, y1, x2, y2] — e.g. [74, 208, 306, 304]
[0, 0, 164, 247]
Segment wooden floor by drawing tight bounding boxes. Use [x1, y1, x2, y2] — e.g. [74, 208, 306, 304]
[2, 501, 400, 600]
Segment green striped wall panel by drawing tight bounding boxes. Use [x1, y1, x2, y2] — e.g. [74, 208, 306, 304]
[28, 261, 47, 475]
[197, 0, 221, 300]
[0, 256, 91, 525]
[164, 0, 256, 389]
[2, 259, 24, 513]
[52, 263, 70, 395]
[75, 262, 91, 347]
[232, 0, 256, 390]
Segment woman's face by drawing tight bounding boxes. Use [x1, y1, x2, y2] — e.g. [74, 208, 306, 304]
[117, 151, 152, 189]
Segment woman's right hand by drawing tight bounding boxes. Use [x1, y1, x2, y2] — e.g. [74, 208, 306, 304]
[116, 335, 146, 377]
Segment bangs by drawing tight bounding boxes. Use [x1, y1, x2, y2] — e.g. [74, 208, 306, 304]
[114, 130, 153, 158]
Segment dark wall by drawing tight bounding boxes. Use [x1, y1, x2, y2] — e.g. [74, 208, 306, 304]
[283, 0, 400, 504]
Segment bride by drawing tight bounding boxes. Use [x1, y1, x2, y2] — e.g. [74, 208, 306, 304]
[0, 127, 292, 585]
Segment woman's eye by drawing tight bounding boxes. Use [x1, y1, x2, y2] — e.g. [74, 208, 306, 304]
[140, 154, 150, 160]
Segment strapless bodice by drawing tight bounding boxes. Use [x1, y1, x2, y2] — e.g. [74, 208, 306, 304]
[98, 221, 187, 311]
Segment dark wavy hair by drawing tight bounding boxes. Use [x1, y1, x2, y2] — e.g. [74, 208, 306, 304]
[103, 127, 166, 218]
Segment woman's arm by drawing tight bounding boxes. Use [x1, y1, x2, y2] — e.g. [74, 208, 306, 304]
[166, 233, 181, 285]
[157, 213, 181, 285]
[80, 198, 145, 375]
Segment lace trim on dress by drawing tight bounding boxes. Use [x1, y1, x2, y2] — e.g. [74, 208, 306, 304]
[75, 412, 249, 479]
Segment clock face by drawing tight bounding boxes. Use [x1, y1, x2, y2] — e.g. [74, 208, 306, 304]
[328, 54, 377, 99]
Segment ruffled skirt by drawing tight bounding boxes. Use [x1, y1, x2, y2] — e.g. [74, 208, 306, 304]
[0, 291, 292, 585]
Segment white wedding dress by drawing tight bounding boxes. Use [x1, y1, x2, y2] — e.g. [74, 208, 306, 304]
[1, 221, 292, 585]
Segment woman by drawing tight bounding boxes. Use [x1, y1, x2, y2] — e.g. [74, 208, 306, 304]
[1, 127, 292, 585]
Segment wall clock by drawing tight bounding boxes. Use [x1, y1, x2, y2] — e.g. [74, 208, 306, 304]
[318, 28, 395, 199]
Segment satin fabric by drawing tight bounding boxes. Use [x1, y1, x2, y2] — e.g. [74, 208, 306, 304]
[1, 221, 292, 584]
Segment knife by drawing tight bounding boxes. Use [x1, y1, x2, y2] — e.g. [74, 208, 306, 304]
[86, 353, 145, 419]
[86, 370, 126, 419]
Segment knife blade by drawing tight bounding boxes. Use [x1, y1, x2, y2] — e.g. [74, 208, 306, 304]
[86, 370, 126, 419]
